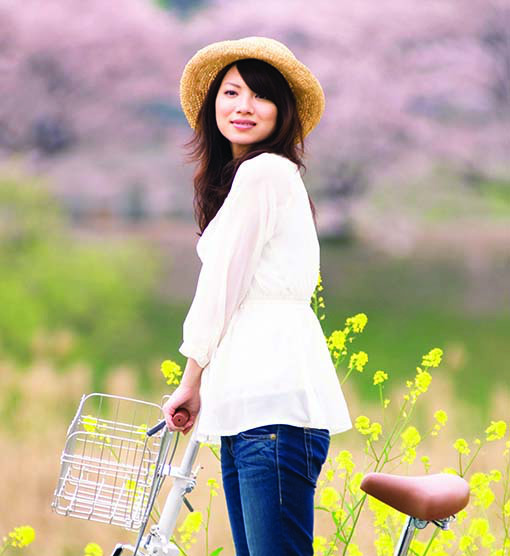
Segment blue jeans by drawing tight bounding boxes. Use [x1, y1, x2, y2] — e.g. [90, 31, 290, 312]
[220, 423, 330, 555]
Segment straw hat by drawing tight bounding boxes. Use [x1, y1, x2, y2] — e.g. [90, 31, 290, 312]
[179, 36, 325, 139]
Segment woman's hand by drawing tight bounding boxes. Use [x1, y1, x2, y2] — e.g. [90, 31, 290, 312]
[162, 382, 201, 435]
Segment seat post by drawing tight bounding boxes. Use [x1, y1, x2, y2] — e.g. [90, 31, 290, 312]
[394, 516, 429, 556]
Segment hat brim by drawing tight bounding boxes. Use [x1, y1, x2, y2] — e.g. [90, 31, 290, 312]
[179, 36, 325, 139]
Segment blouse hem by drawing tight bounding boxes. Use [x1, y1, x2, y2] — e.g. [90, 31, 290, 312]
[195, 420, 353, 445]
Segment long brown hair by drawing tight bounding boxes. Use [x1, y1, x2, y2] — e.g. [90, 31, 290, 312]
[181, 58, 317, 236]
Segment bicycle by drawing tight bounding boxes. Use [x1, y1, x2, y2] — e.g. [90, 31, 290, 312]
[51, 392, 470, 556]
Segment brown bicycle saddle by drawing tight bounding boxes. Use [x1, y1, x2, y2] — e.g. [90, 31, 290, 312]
[360, 472, 470, 521]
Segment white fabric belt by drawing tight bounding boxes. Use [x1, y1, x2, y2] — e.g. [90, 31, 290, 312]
[240, 297, 309, 306]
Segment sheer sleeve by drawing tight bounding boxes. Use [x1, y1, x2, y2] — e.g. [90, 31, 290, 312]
[178, 156, 282, 368]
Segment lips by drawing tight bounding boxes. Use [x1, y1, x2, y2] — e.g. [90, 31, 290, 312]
[232, 119, 256, 125]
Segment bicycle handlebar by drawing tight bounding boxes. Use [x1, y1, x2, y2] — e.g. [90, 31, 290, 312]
[147, 408, 190, 437]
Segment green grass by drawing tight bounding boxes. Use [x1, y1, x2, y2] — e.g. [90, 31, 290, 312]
[319, 240, 510, 417]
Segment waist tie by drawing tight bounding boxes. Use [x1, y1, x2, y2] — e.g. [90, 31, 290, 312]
[240, 297, 310, 308]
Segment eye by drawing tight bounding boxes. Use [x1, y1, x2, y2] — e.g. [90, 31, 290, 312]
[225, 90, 237, 96]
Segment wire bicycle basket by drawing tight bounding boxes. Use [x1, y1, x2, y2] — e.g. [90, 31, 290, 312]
[52, 393, 170, 531]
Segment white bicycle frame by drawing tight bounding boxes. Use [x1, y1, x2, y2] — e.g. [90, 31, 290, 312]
[116, 428, 202, 556]
[52, 393, 203, 556]
[53, 392, 460, 556]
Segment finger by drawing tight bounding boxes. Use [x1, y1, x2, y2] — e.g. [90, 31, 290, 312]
[165, 417, 178, 431]
[182, 421, 194, 435]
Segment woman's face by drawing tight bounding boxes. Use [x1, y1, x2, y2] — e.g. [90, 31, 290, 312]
[215, 64, 278, 158]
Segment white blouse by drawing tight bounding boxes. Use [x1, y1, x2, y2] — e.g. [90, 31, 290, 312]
[179, 152, 352, 445]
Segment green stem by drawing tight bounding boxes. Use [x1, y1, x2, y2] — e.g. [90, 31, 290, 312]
[461, 442, 483, 477]
[501, 450, 510, 555]
[421, 523, 440, 556]
[324, 479, 361, 556]
[205, 490, 213, 556]
[340, 367, 354, 386]
[207, 445, 221, 461]
[368, 439, 379, 461]
[379, 384, 388, 433]
[170, 536, 188, 556]
[374, 400, 411, 472]
[341, 493, 368, 556]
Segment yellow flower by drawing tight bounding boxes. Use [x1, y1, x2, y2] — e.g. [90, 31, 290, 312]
[470, 472, 496, 509]
[369, 495, 399, 527]
[160, 359, 183, 386]
[374, 531, 394, 556]
[345, 313, 368, 333]
[485, 420, 507, 441]
[504, 500, 510, 517]
[401, 426, 421, 464]
[82, 415, 111, 444]
[335, 450, 355, 474]
[453, 438, 470, 455]
[489, 469, 501, 482]
[328, 329, 346, 351]
[349, 351, 368, 372]
[459, 535, 473, 551]
[136, 423, 148, 439]
[178, 511, 203, 549]
[409, 539, 426, 556]
[355, 415, 370, 432]
[84, 543, 103, 556]
[401, 426, 421, 448]
[369, 422, 382, 441]
[442, 467, 458, 475]
[207, 478, 219, 489]
[434, 409, 448, 426]
[207, 477, 219, 496]
[346, 543, 362, 556]
[333, 508, 346, 522]
[319, 486, 340, 510]
[402, 448, 416, 464]
[469, 518, 489, 537]
[313, 535, 327, 555]
[350, 472, 364, 494]
[468, 518, 495, 547]
[355, 416, 382, 441]
[8, 526, 35, 548]
[317, 271, 324, 291]
[82, 415, 98, 433]
[421, 347, 443, 368]
[414, 369, 432, 393]
[421, 455, 431, 472]
[124, 479, 137, 491]
[373, 370, 388, 386]
[457, 509, 468, 524]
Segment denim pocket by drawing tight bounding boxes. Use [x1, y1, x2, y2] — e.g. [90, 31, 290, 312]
[238, 424, 278, 441]
[304, 428, 330, 484]
[236, 425, 277, 473]
[308, 427, 330, 441]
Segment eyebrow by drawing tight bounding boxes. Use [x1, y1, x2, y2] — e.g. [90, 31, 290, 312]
[224, 82, 241, 88]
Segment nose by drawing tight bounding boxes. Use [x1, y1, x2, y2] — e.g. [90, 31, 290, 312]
[236, 93, 255, 114]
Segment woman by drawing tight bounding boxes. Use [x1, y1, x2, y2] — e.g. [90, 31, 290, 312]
[163, 36, 352, 555]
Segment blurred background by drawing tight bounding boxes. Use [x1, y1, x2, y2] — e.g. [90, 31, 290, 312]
[0, 0, 509, 554]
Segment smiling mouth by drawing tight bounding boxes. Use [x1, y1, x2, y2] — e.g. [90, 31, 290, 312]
[232, 122, 256, 129]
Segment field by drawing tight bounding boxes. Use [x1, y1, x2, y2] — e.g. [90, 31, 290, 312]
[1, 168, 509, 554]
